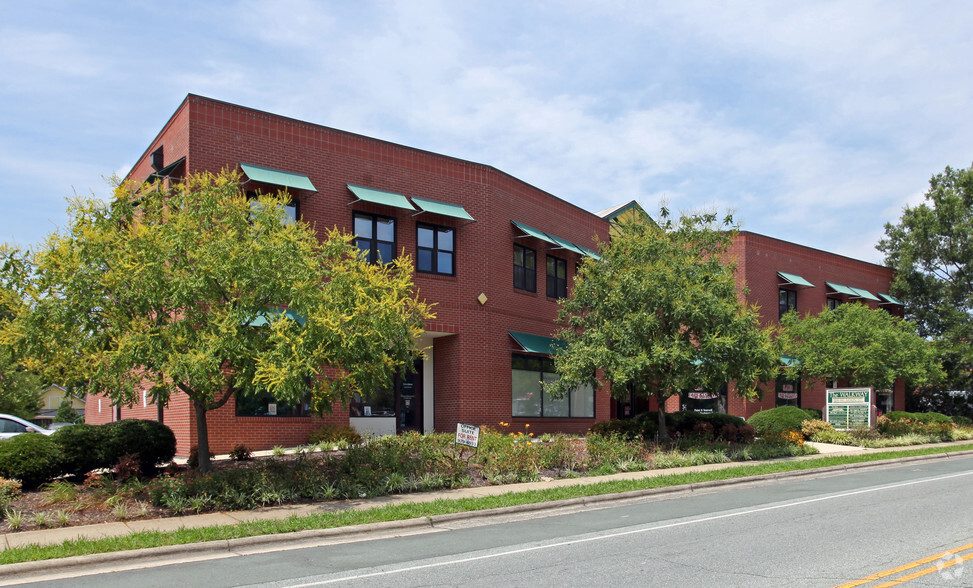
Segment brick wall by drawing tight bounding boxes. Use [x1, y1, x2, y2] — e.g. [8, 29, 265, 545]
[115, 95, 612, 454]
[730, 232, 902, 417]
[112, 95, 904, 452]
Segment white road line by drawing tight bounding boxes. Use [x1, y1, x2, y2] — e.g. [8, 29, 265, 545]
[286, 469, 973, 587]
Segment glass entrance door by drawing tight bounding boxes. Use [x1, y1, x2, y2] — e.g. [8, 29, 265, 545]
[397, 359, 423, 433]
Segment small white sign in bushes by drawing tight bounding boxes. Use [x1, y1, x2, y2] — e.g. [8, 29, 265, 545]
[826, 387, 875, 430]
[455, 423, 480, 448]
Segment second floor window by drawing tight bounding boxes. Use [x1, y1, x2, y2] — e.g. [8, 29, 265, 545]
[353, 212, 396, 264]
[417, 223, 454, 275]
[547, 255, 567, 298]
[514, 244, 536, 291]
[247, 191, 298, 225]
[779, 289, 797, 319]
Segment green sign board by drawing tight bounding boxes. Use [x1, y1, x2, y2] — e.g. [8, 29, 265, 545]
[826, 388, 873, 430]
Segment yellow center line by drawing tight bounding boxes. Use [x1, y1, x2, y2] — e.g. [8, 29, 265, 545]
[873, 551, 973, 587]
[834, 542, 973, 588]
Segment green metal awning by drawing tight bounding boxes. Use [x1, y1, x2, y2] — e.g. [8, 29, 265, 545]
[781, 355, 801, 367]
[247, 308, 306, 327]
[849, 287, 880, 301]
[512, 220, 597, 258]
[576, 245, 602, 260]
[878, 293, 904, 305]
[826, 282, 859, 297]
[347, 184, 415, 210]
[509, 331, 565, 356]
[512, 220, 558, 246]
[240, 163, 317, 192]
[778, 272, 814, 288]
[547, 234, 586, 255]
[144, 156, 186, 184]
[411, 197, 474, 221]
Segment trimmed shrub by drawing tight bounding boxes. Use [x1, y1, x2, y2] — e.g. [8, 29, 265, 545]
[103, 419, 176, 476]
[588, 418, 643, 441]
[0, 434, 64, 489]
[747, 406, 812, 437]
[884, 411, 952, 424]
[0, 477, 22, 510]
[719, 423, 756, 443]
[667, 411, 747, 441]
[952, 415, 972, 427]
[803, 408, 823, 421]
[877, 415, 955, 440]
[800, 419, 834, 439]
[52, 423, 111, 477]
[308, 424, 363, 446]
[230, 444, 253, 461]
[810, 428, 854, 445]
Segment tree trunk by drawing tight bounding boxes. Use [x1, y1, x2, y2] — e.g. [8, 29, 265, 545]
[656, 393, 670, 442]
[193, 399, 212, 474]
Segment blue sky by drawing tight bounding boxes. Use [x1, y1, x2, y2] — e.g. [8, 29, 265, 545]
[3, 1, 972, 263]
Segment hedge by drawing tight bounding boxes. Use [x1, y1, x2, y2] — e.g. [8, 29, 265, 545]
[747, 406, 812, 437]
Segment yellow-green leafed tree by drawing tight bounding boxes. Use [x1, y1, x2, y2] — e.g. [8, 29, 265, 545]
[0, 170, 433, 472]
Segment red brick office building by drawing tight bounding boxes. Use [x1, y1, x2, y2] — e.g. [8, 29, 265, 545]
[727, 232, 904, 418]
[86, 95, 901, 456]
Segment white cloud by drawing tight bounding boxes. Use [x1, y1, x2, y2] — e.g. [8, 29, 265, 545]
[3, 0, 973, 266]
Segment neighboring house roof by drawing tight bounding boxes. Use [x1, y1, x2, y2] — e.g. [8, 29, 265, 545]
[596, 200, 654, 225]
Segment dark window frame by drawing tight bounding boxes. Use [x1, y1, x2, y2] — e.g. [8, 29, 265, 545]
[514, 244, 537, 292]
[546, 255, 567, 298]
[511, 354, 595, 418]
[416, 222, 455, 276]
[775, 376, 801, 408]
[246, 190, 300, 225]
[235, 390, 310, 417]
[779, 288, 797, 319]
[353, 211, 397, 265]
[827, 297, 842, 311]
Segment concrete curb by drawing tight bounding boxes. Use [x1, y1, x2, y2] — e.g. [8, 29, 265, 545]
[2, 444, 972, 582]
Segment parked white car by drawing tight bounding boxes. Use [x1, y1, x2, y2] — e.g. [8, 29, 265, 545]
[0, 414, 55, 439]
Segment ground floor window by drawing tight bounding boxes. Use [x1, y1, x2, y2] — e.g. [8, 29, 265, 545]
[680, 384, 728, 414]
[511, 355, 594, 418]
[349, 386, 396, 418]
[775, 377, 801, 407]
[236, 391, 309, 417]
[876, 389, 893, 415]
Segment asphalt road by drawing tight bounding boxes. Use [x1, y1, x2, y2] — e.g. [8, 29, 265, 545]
[13, 455, 973, 587]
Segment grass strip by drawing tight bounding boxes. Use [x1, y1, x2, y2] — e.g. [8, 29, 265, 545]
[3, 443, 971, 566]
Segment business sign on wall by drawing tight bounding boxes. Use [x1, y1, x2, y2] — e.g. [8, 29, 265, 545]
[826, 387, 875, 430]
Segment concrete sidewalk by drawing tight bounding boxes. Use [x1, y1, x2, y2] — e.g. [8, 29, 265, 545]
[2, 440, 971, 553]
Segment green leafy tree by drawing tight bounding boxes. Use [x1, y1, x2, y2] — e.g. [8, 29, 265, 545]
[0, 170, 433, 472]
[0, 297, 41, 419]
[54, 397, 82, 424]
[878, 163, 973, 392]
[548, 210, 777, 439]
[0, 351, 41, 420]
[776, 303, 942, 391]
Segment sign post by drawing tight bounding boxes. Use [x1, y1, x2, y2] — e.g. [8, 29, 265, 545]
[825, 387, 875, 431]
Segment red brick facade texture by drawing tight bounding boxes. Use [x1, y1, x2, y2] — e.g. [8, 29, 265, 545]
[85, 95, 900, 456]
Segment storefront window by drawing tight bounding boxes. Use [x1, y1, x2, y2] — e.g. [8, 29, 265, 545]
[511, 355, 594, 418]
[775, 377, 801, 407]
[680, 385, 728, 414]
[349, 386, 396, 417]
[876, 389, 893, 416]
[236, 391, 308, 417]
